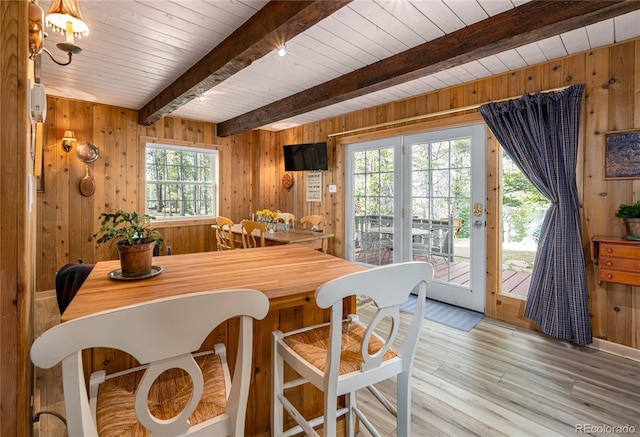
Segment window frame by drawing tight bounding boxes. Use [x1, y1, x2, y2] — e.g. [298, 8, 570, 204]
[140, 138, 220, 225]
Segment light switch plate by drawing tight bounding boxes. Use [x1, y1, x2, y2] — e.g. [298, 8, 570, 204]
[329, 184, 337, 193]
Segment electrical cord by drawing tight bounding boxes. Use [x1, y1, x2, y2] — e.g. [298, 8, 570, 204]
[33, 410, 67, 427]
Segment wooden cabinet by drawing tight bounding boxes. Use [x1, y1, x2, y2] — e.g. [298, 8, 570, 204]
[591, 236, 640, 286]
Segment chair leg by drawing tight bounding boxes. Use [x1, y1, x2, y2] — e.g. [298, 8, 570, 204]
[345, 391, 357, 437]
[396, 371, 411, 437]
[323, 386, 338, 437]
[272, 334, 284, 437]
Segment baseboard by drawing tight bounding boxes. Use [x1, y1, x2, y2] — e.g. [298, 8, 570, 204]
[588, 337, 640, 362]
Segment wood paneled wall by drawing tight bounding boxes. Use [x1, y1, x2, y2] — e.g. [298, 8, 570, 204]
[37, 39, 639, 354]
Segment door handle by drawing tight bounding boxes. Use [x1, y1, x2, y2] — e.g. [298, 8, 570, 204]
[473, 220, 483, 228]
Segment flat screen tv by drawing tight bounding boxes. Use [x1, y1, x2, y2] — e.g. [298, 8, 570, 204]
[283, 142, 328, 171]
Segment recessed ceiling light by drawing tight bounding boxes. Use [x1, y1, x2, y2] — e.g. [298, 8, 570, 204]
[277, 45, 287, 57]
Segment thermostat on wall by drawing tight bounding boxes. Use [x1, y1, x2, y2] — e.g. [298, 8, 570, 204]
[28, 80, 47, 123]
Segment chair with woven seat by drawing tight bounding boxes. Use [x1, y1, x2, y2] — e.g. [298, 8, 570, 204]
[300, 215, 329, 252]
[272, 262, 433, 437]
[240, 219, 266, 248]
[31, 289, 269, 437]
[215, 216, 235, 250]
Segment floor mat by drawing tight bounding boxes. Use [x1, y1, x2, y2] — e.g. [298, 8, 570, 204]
[399, 295, 484, 332]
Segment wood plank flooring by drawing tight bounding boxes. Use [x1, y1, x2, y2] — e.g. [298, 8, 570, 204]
[35, 292, 640, 437]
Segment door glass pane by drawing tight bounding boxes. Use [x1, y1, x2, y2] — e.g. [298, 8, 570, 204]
[353, 147, 395, 266]
[410, 138, 471, 284]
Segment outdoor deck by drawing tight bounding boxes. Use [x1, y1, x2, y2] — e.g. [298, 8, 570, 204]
[354, 249, 532, 298]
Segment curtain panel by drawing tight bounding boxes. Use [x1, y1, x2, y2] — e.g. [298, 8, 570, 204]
[479, 84, 592, 345]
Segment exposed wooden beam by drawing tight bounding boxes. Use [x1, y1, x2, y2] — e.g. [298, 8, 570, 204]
[216, 0, 640, 136]
[138, 0, 352, 126]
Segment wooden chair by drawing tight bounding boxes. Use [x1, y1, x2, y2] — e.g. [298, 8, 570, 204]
[272, 262, 433, 437]
[30, 289, 269, 437]
[215, 216, 235, 250]
[300, 214, 326, 232]
[276, 212, 295, 229]
[300, 215, 328, 252]
[240, 219, 266, 249]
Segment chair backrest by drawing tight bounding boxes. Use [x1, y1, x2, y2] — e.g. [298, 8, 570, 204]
[241, 220, 266, 248]
[300, 215, 328, 252]
[431, 228, 449, 254]
[55, 262, 95, 314]
[316, 262, 432, 378]
[275, 212, 295, 227]
[31, 289, 269, 437]
[299, 215, 326, 232]
[215, 216, 235, 250]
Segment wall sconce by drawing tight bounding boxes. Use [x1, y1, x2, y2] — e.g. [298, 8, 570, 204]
[29, 2, 44, 60]
[61, 130, 76, 152]
[29, 0, 90, 66]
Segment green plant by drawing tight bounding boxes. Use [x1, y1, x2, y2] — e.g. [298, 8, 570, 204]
[615, 200, 640, 219]
[94, 210, 163, 246]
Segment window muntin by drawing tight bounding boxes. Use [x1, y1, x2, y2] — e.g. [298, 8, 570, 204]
[145, 143, 218, 219]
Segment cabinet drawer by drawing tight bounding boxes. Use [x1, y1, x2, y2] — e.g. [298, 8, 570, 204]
[598, 269, 640, 287]
[599, 256, 640, 272]
[599, 244, 640, 259]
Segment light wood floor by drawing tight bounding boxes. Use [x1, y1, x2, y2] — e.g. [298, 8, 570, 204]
[35, 292, 640, 437]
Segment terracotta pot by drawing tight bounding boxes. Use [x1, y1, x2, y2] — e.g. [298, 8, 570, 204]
[623, 218, 640, 240]
[117, 241, 156, 277]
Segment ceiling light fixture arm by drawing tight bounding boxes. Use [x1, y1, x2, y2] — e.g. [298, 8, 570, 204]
[42, 47, 73, 66]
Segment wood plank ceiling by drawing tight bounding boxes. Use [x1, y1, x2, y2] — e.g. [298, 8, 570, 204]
[38, 0, 640, 136]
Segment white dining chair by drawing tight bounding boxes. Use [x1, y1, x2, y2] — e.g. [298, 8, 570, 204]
[276, 212, 296, 228]
[272, 262, 433, 437]
[31, 289, 269, 437]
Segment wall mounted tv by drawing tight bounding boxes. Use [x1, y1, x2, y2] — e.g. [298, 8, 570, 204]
[283, 142, 328, 171]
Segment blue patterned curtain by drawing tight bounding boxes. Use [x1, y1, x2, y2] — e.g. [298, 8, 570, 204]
[479, 84, 592, 345]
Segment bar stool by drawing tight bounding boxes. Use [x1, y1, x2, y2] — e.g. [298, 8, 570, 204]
[272, 262, 433, 436]
[31, 289, 269, 436]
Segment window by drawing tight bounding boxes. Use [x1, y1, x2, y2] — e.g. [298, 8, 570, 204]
[145, 143, 218, 219]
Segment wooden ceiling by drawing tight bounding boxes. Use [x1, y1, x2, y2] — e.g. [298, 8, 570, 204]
[38, 1, 640, 136]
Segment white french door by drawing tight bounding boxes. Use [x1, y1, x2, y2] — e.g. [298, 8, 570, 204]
[345, 125, 486, 312]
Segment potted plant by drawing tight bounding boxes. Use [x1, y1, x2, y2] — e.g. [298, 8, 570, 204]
[94, 210, 164, 277]
[615, 200, 640, 240]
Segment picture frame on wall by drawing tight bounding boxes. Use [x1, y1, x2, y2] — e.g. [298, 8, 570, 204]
[604, 129, 640, 180]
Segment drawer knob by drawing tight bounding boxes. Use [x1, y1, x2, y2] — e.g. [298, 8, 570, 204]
[606, 274, 613, 279]
[605, 248, 613, 253]
[605, 261, 612, 266]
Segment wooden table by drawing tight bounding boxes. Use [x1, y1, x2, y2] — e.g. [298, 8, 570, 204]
[229, 223, 333, 247]
[62, 245, 366, 436]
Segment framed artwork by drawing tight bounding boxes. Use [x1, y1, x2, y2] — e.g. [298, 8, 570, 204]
[604, 129, 640, 180]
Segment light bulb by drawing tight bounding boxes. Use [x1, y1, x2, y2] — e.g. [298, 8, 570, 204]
[277, 45, 286, 57]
